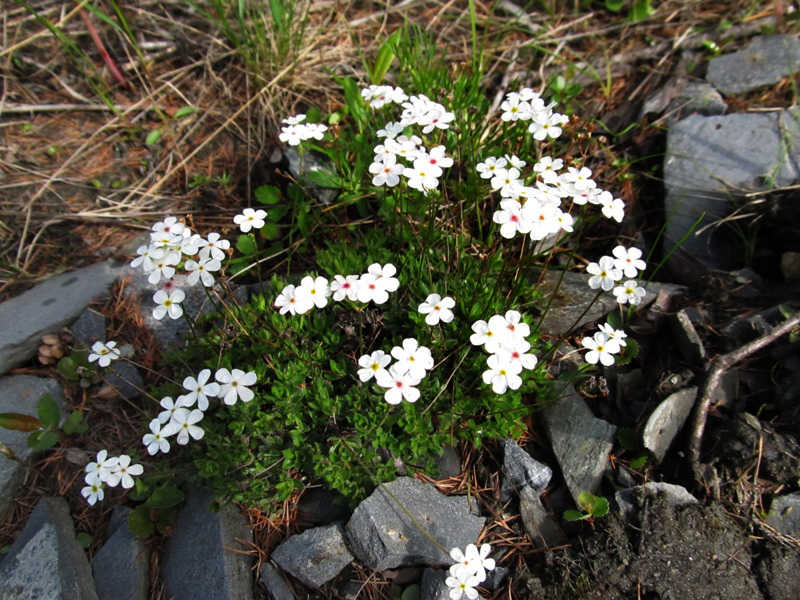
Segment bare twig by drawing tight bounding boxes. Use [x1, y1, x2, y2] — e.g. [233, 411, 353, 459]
[689, 310, 800, 477]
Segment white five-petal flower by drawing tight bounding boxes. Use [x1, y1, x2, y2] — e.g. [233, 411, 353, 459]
[215, 368, 257, 405]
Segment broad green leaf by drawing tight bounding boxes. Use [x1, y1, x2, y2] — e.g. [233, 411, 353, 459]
[591, 496, 610, 517]
[605, 0, 624, 11]
[38, 394, 60, 429]
[261, 222, 279, 241]
[146, 485, 185, 509]
[631, 0, 654, 21]
[57, 356, 80, 381]
[0, 412, 41, 432]
[370, 31, 400, 84]
[401, 584, 421, 600]
[563, 509, 587, 521]
[173, 106, 196, 119]
[127, 506, 155, 538]
[27, 430, 59, 451]
[145, 128, 161, 147]
[236, 234, 257, 256]
[254, 185, 281, 205]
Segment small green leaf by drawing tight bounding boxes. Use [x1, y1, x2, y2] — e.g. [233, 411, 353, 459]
[236, 234, 257, 256]
[629, 454, 648, 469]
[62, 411, 87, 435]
[128, 477, 150, 502]
[146, 485, 185, 509]
[605, 0, 624, 11]
[27, 430, 59, 451]
[0, 412, 41, 432]
[145, 128, 162, 147]
[75, 532, 92, 549]
[615, 338, 639, 367]
[261, 222, 279, 241]
[563, 509, 587, 522]
[57, 356, 80, 381]
[369, 31, 400, 84]
[173, 106, 197, 119]
[38, 394, 60, 429]
[255, 185, 281, 205]
[401, 584, 421, 600]
[631, 0, 654, 21]
[304, 169, 342, 189]
[127, 506, 155, 538]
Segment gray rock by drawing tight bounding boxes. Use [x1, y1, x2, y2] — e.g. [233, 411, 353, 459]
[0, 376, 65, 516]
[296, 488, 351, 527]
[542, 386, 616, 505]
[669, 309, 706, 364]
[643, 387, 698, 463]
[285, 147, 339, 205]
[271, 522, 353, 588]
[766, 492, 800, 537]
[482, 566, 509, 591]
[707, 35, 800, 95]
[69, 308, 107, 348]
[0, 497, 99, 599]
[431, 446, 461, 480]
[345, 477, 485, 570]
[420, 569, 452, 600]
[103, 361, 144, 400]
[519, 486, 565, 549]
[664, 110, 800, 274]
[92, 516, 150, 600]
[500, 439, 552, 502]
[615, 482, 698, 521]
[535, 269, 683, 337]
[641, 79, 726, 122]
[258, 562, 296, 600]
[105, 505, 131, 539]
[0, 261, 117, 375]
[161, 488, 253, 600]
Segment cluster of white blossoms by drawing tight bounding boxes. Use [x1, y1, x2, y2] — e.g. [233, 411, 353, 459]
[499, 87, 569, 140]
[471, 311, 538, 394]
[582, 323, 628, 366]
[446, 543, 496, 599]
[130, 216, 230, 321]
[357, 338, 434, 404]
[277, 114, 327, 147]
[586, 245, 647, 305]
[81, 450, 144, 505]
[275, 263, 400, 315]
[143, 367, 258, 457]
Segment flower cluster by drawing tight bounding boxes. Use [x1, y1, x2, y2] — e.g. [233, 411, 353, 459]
[446, 544, 496, 599]
[499, 87, 569, 140]
[130, 217, 230, 321]
[277, 114, 327, 146]
[585, 245, 647, 305]
[143, 368, 258, 457]
[582, 323, 627, 366]
[275, 263, 400, 315]
[357, 338, 434, 404]
[471, 311, 538, 394]
[81, 450, 144, 505]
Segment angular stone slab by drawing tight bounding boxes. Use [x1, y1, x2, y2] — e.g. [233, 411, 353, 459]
[500, 439, 552, 502]
[519, 486, 565, 549]
[0, 497, 99, 599]
[68, 308, 107, 348]
[664, 109, 800, 272]
[258, 562, 296, 600]
[643, 387, 698, 463]
[766, 492, 800, 537]
[615, 482, 698, 521]
[542, 386, 616, 505]
[161, 488, 254, 600]
[345, 477, 485, 570]
[272, 522, 353, 588]
[92, 510, 150, 600]
[0, 261, 117, 375]
[419, 569, 451, 600]
[707, 35, 800, 95]
[0, 376, 65, 516]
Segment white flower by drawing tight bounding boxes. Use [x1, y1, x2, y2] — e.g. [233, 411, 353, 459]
[106, 455, 143, 489]
[130, 245, 163, 272]
[151, 216, 185, 237]
[597, 191, 625, 222]
[582, 331, 621, 366]
[445, 570, 482, 600]
[215, 368, 257, 405]
[501, 96, 532, 121]
[404, 165, 440, 193]
[369, 159, 404, 187]
[418, 293, 455, 326]
[586, 257, 622, 291]
[182, 369, 220, 411]
[295, 276, 331, 311]
[499, 338, 538, 371]
[143, 418, 170, 455]
[375, 363, 422, 404]
[449, 543, 496, 582]
[81, 482, 104, 505]
[330, 275, 361, 302]
[233, 208, 267, 232]
[152, 289, 185, 320]
[88, 341, 121, 368]
[162, 408, 205, 445]
[613, 280, 647, 305]
[366, 263, 400, 292]
[275, 284, 300, 315]
[356, 274, 390, 305]
[282, 114, 306, 125]
[84, 450, 118, 485]
[390, 338, 434, 380]
[377, 121, 404, 138]
[278, 124, 303, 146]
[147, 251, 180, 285]
[185, 256, 221, 287]
[197, 232, 230, 261]
[357, 350, 391, 382]
[476, 156, 507, 179]
[493, 199, 531, 239]
[564, 166, 596, 192]
[157, 395, 189, 424]
[598, 323, 627, 347]
[469, 318, 506, 354]
[612, 246, 646, 278]
[482, 352, 523, 394]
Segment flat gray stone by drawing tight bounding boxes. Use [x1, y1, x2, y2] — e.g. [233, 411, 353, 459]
[643, 387, 698, 463]
[345, 477, 485, 570]
[104, 361, 144, 400]
[0, 261, 117, 375]
[272, 522, 353, 588]
[519, 486, 565, 549]
[420, 569, 451, 600]
[766, 492, 800, 537]
[542, 387, 616, 505]
[258, 562, 296, 600]
[69, 308, 106, 348]
[615, 482, 698, 521]
[641, 79, 726, 122]
[707, 35, 800, 95]
[500, 439, 552, 502]
[92, 516, 150, 600]
[0, 497, 99, 600]
[664, 110, 800, 272]
[431, 446, 461, 480]
[161, 488, 253, 600]
[0, 376, 65, 516]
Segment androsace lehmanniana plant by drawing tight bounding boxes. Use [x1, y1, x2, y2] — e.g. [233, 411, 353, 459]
[85, 33, 645, 512]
